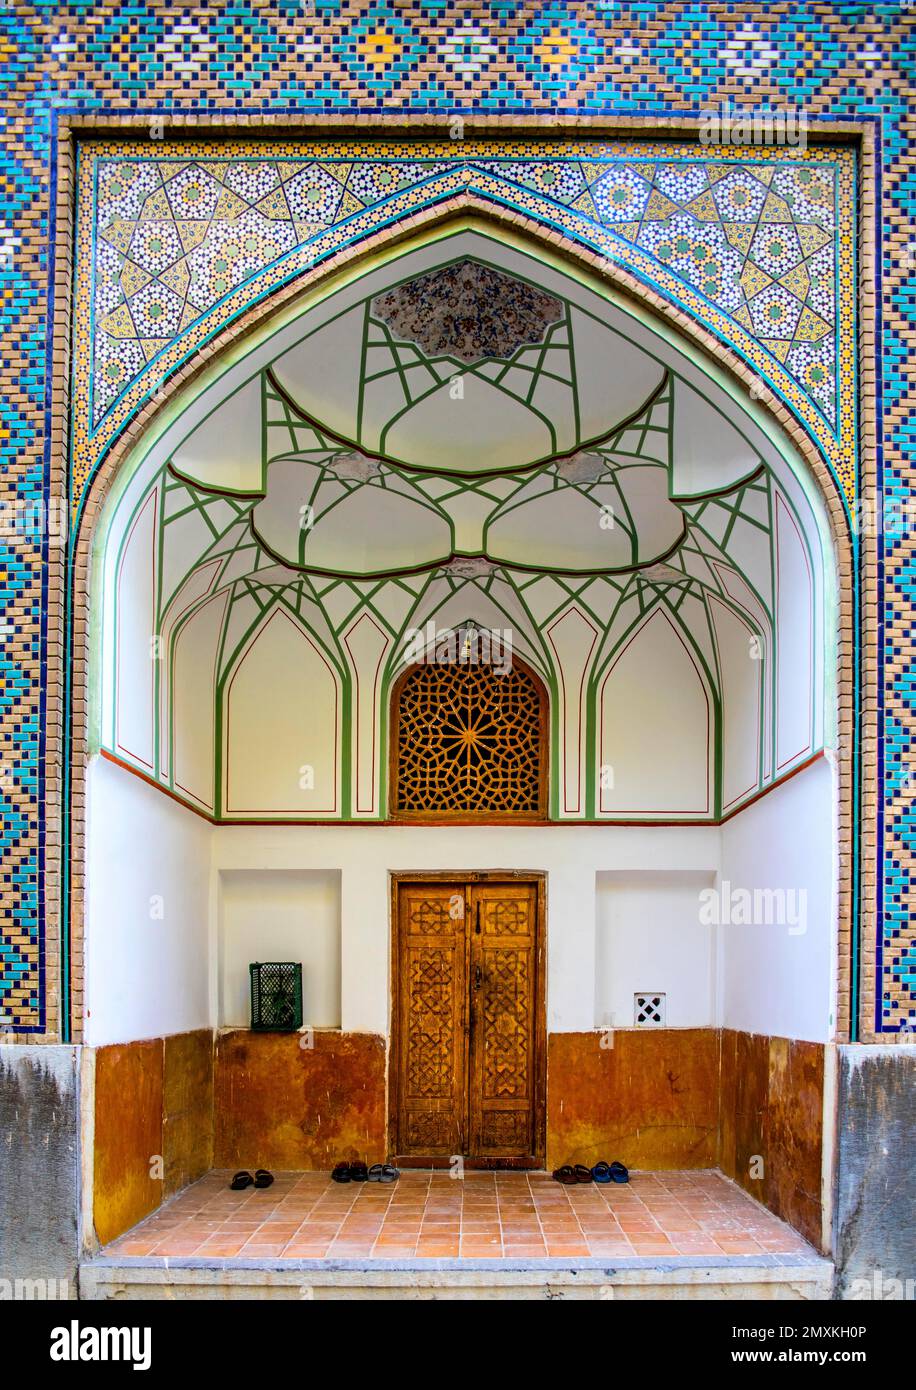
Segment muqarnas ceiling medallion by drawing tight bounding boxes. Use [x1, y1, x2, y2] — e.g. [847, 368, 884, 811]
[372, 259, 564, 363]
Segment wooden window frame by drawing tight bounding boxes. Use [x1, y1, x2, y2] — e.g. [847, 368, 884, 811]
[388, 653, 550, 823]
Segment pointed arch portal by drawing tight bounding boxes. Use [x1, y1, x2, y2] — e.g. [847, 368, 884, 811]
[68, 181, 855, 1251]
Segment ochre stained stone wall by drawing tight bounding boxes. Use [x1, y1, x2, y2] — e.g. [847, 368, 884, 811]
[213, 1031, 387, 1171]
[94, 1029, 215, 1244]
[92, 1025, 824, 1248]
[719, 1029, 825, 1249]
[162, 1029, 214, 1199]
[550, 1027, 825, 1251]
[93, 1039, 164, 1247]
[547, 1029, 721, 1172]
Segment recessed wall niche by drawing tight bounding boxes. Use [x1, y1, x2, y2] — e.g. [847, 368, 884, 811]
[218, 870, 342, 1029]
[594, 869, 717, 1030]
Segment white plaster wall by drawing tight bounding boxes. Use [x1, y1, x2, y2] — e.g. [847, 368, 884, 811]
[218, 869, 341, 1028]
[775, 490, 816, 773]
[210, 822, 720, 1036]
[718, 756, 837, 1043]
[85, 755, 211, 1046]
[595, 869, 717, 1029]
[85, 754, 836, 1048]
[112, 489, 158, 770]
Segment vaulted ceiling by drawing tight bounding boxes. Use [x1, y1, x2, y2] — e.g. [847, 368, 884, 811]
[160, 232, 774, 576]
[99, 227, 829, 821]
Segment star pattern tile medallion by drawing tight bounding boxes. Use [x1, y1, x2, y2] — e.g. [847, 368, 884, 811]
[73, 142, 856, 522]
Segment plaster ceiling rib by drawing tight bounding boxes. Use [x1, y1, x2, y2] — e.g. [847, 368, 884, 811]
[246, 513, 691, 583]
[669, 461, 767, 506]
[167, 460, 267, 503]
[264, 366, 671, 481]
[162, 375, 771, 587]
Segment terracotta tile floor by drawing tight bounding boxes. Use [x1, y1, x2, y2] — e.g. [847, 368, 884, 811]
[105, 1169, 817, 1263]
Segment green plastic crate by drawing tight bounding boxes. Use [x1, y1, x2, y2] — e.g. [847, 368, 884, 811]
[249, 961, 303, 1032]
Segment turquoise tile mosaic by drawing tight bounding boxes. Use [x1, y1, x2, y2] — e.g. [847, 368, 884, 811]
[0, 1, 912, 1037]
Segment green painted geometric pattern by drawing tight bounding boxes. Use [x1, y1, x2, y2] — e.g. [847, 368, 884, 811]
[109, 373, 812, 827]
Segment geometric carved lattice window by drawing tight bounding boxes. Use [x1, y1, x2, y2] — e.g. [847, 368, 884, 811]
[390, 657, 548, 819]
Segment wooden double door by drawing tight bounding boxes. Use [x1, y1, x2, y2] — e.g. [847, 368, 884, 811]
[391, 874, 546, 1167]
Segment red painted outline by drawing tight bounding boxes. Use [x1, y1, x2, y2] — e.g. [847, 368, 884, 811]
[546, 607, 598, 816]
[224, 608, 339, 816]
[99, 747, 825, 828]
[172, 588, 229, 812]
[343, 612, 389, 816]
[775, 491, 814, 772]
[708, 594, 762, 813]
[158, 558, 222, 784]
[711, 559, 773, 785]
[598, 608, 711, 817]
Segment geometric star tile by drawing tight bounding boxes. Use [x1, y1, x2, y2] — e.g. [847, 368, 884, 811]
[589, 166, 652, 223]
[128, 219, 183, 274]
[127, 281, 185, 338]
[749, 222, 804, 277]
[162, 163, 225, 222]
[710, 168, 771, 223]
[747, 281, 804, 340]
[284, 163, 349, 225]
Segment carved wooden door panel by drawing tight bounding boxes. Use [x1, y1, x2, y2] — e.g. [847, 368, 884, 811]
[395, 883, 468, 1158]
[394, 878, 543, 1165]
[468, 883, 539, 1160]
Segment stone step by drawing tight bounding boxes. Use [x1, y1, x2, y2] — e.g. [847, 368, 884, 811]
[80, 1254, 834, 1301]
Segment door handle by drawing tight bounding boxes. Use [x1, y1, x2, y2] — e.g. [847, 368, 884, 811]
[475, 963, 482, 990]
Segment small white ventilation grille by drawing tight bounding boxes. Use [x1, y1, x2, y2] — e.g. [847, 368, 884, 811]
[634, 993, 666, 1026]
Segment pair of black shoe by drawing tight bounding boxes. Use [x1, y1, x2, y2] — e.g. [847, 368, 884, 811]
[332, 1161, 399, 1183]
[229, 1168, 274, 1190]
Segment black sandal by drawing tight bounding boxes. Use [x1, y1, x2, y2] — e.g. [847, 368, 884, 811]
[552, 1165, 577, 1185]
[574, 1164, 594, 1183]
[254, 1168, 274, 1189]
[331, 1162, 352, 1183]
[368, 1163, 399, 1183]
[349, 1161, 369, 1182]
[229, 1170, 253, 1190]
